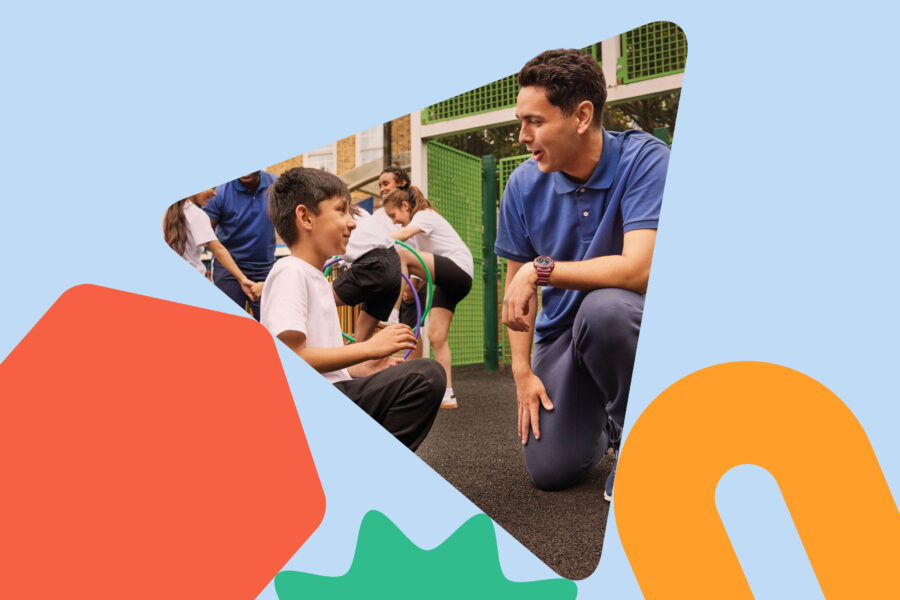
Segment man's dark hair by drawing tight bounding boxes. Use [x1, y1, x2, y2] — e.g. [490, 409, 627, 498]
[517, 49, 607, 127]
[268, 167, 350, 247]
[381, 165, 409, 188]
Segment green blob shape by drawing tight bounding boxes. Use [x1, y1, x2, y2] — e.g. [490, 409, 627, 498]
[275, 511, 577, 599]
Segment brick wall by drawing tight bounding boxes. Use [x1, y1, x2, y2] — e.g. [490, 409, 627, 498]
[266, 155, 303, 177]
[336, 135, 356, 175]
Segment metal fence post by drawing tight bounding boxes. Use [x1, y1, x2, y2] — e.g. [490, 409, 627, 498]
[482, 155, 498, 371]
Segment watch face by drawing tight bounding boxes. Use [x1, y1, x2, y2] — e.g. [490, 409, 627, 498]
[535, 256, 552, 268]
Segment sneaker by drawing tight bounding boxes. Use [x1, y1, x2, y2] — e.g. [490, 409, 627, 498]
[440, 392, 458, 410]
[604, 458, 617, 502]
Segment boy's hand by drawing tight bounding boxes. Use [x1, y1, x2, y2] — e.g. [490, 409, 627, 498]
[250, 281, 264, 299]
[367, 324, 416, 358]
[348, 355, 405, 377]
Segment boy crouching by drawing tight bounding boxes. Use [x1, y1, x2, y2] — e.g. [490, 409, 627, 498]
[261, 168, 444, 450]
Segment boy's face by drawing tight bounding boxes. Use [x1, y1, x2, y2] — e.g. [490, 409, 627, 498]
[310, 195, 356, 256]
[516, 85, 581, 174]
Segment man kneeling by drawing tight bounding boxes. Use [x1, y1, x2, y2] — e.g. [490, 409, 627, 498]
[496, 49, 670, 492]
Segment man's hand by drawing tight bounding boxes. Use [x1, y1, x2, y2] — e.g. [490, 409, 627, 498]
[365, 324, 416, 358]
[514, 370, 554, 444]
[250, 281, 264, 299]
[502, 262, 539, 332]
[239, 278, 257, 301]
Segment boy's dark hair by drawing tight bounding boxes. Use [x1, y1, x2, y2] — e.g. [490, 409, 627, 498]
[381, 165, 409, 188]
[268, 167, 350, 247]
[517, 49, 607, 128]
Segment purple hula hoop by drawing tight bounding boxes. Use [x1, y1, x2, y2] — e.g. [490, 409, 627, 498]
[399, 271, 422, 360]
[323, 257, 342, 273]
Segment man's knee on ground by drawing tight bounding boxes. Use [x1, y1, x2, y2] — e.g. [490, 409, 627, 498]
[525, 453, 590, 491]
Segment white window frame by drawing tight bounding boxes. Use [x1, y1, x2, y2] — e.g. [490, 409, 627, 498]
[303, 142, 337, 173]
[355, 124, 384, 166]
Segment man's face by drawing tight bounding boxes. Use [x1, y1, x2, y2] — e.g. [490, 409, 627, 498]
[516, 86, 580, 174]
[379, 172, 404, 198]
[238, 172, 260, 190]
[311, 195, 356, 256]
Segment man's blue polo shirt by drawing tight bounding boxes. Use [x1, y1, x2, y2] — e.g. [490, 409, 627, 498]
[203, 171, 277, 269]
[494, 129, 669, 343]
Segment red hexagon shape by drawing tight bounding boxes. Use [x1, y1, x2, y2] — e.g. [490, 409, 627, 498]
[0, 284, 325, 599]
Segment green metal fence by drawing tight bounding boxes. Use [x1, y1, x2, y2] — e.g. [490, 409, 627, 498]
[619, 22, 687, 83]
[497, 154, 532, 364]
[421, 21, 688, 125]
[423, 74, 520, 125]
[426, 141, 484, 366]
[422, 45, 600, 125]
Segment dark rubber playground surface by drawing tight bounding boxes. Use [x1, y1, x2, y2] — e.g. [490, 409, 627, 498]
[416, 365, 615, 581]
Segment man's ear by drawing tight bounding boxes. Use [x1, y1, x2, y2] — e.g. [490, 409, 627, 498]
[296, 205, 314, 231]
[574, 100, 595, 134]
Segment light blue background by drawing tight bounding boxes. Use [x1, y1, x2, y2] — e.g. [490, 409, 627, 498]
[2, 2, 897, 598]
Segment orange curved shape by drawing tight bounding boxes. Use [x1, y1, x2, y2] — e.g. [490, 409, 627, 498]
[616, 361, 899, 599]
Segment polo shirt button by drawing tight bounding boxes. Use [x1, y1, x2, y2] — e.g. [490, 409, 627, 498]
[579, 188, 586, 193]
[583, 211, 589, 217]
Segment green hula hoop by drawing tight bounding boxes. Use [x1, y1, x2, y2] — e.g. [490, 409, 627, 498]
[393, 239, 433, 328]
[322, 241, 433, 342]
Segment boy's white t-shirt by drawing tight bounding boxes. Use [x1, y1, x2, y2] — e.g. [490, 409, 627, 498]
[408, 209, 473, 277]
[260, 256, 351, 383]
[342, 209, 394, 263]
[169, 200, 217, 274]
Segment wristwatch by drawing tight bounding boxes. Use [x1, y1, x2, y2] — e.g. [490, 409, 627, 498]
[533, 256, 554, 286]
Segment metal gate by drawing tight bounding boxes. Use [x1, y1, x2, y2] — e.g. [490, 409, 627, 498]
[426, 141, 483, 366]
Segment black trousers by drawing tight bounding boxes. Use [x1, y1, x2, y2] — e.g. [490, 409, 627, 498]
[334, 358, 445, 451]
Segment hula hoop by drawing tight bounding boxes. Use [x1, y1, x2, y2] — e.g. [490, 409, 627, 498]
[321, 258, 423, 356]
[323, 257, 342, 278]
[399, 271, 422, 360]
[393, 240, 433, 328]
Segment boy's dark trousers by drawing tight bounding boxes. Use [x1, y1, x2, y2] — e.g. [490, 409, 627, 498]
[334, 358, 445, 451]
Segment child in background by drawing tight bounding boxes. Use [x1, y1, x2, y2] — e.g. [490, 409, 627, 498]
[331, 204, 403, 342]
[382, 186, 474, 410]
[260, 168, 444, 451]
[377, 165, 426, 349]
[163, 190, 262, 302]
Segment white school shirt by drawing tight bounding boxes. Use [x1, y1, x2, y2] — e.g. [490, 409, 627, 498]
[260, 256, 351, 383]
[408, 209, 474, 277]
[374, 206, 418, 252]
[341, 209, 394, 263]
[170, 200, 217, 274]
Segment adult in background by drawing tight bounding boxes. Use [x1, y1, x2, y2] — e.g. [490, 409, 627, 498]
[495, 49, 670, 494]
[203, 170, 277, 320]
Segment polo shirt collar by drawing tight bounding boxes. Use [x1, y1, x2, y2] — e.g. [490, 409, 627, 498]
[233, 172, 267, 194]
[552, 129, 621, 194]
